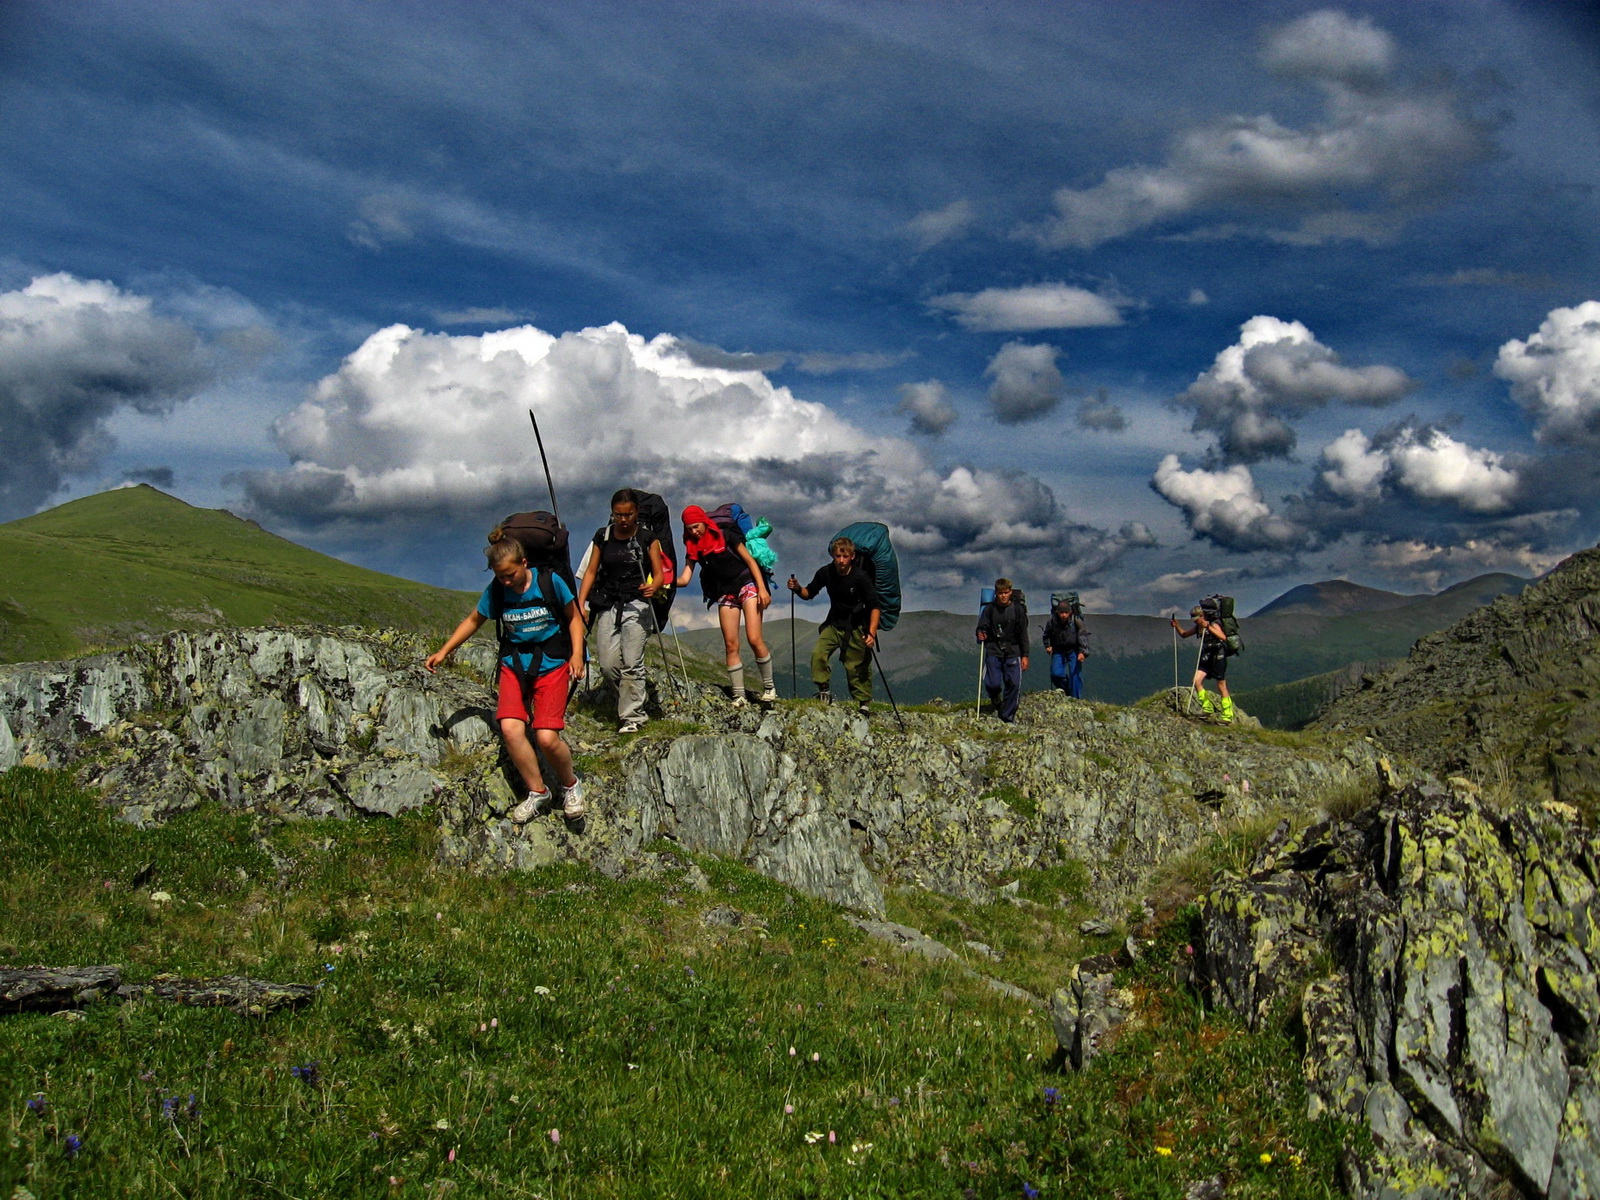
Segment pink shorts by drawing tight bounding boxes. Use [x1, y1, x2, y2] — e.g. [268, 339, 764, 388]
[718, 581, 760, 609]
[494, 663, 569, 729]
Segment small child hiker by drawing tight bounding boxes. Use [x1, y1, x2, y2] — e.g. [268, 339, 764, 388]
[786, 535, 881, 715]
[1172, 605, 1233, 722]
[425, 532, 587, 821]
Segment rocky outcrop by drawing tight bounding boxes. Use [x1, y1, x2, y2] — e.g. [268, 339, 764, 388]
[1050, 954, 1133, 1070]
[1, 625, 1377, 920]
[1318, 543, 1600, 812]
[1199, 779, 1600, 1199]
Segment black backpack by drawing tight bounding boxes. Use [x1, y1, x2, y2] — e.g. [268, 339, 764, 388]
[492, 511, 577, 674]
[591, 491, 679, 626]
[1201, 593, 1243, 656]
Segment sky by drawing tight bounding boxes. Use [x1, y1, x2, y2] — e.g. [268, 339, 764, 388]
[3, 0, 1600, 616]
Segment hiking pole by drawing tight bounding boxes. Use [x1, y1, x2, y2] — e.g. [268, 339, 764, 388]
[976, 642, 986, 719]
[667, 616, 693, 698]
[526, 408, 560, 522]
[1191, 630, 1207, 716]
[868, 638, 905, 732]
[789, 590, 798, 699]
[1172, 622, 1179, 708]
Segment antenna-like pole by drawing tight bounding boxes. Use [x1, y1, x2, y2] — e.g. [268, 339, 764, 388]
[528, 408, 560, 521]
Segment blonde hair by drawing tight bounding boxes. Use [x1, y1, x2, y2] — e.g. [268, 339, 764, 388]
[484, 532, 526, 567]
[829, 537, 855, 556]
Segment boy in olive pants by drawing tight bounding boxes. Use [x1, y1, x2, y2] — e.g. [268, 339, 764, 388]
[786, 537, 881, 714]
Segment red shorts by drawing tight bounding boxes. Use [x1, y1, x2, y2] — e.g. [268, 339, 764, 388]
[494, 663, 569, 729]
[718, 581, 760, 609]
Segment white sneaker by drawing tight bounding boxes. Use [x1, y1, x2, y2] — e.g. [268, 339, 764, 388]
[618, 721, 644, 734]
[510, 790, 550, 824]
[731, 695, 749, 708]
[758, 687, 778, 703]
[562, 778, 586, 820]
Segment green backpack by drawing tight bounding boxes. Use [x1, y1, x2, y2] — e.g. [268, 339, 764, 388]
[1202, 593, 1243, 656]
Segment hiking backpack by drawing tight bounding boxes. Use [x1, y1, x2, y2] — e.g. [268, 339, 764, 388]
[492, 510, 577, 667]
[593, 491, 679, 627]
[1201, 593, 1244, 656]
[705, 502, 778, 578]
[832, 521, 901, 633]
[1051, 591, 1082, 617]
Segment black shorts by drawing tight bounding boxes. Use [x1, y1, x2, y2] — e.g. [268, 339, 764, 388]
[1199, 643, 1228, 681]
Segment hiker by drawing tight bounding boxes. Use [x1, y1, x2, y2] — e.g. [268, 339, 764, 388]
[1042, 596, 1089, 699]
[975, 577, 1029, 722]
[1172, 605, 1233, 722]
[786, 536, 881, 715]
[425, 531, 587, 822]
[676, 504, 776, 705]
[577, 488, 667, 734]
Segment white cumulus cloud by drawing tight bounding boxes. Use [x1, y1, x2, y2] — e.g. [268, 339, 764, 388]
[929, 284, 1124, 332]
[1314, 425, 1519, 514]
[244, 321, 1142, 601]
[1029, 10, 1488, 249]
[1177, 315, 1411, 463]
[1150, 454, 1304, 551]
[1494, 300, 1600, 445]
[896, 381, 958, 436]
[984, 341, 1065, 425]
[1387, 428, 1518, 514]
[0, 273, 217, 519]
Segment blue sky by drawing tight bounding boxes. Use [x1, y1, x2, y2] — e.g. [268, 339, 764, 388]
[3, 0, 1599, 614]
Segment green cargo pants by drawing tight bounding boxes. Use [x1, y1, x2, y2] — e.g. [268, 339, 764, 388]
[812, 624, 872, 704]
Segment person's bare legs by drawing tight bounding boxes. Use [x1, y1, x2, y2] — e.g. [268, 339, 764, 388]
[533, 726, 577, 788]
[718, 604, 746, 699]
[500, 718, 547, 793]
[741, 595, 769, 660]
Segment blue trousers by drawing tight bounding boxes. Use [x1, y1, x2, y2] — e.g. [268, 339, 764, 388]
[983, 652, 1023, 722]
[1050, 652, 1083, 699]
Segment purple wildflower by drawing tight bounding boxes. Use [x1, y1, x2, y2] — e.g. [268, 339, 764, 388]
[1042, 1087, 1059, 1106]
[64, 1135, 83, 1159]
[26, 1094, 47, 1117]
[290, 1062, 321, 1086]
[161, 1096, 179, 1121]
[1023, 1185, 1040, 1199]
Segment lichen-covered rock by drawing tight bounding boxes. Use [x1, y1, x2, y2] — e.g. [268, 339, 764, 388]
[0, 624, 1377, 921]
[1199, 780, 1600, 1197]
[1319, 541, 1600, 815]
[1050, 954, 1132, 1070]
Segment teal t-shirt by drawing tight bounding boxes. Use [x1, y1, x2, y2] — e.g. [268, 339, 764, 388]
[478, 572, 576, 675]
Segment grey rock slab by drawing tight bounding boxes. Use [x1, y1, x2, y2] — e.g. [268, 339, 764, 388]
[348, 760, 445, 816]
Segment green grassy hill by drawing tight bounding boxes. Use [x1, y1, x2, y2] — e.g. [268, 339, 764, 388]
[0, 486, 474, 663]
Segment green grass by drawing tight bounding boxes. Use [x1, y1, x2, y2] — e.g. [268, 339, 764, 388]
[0, 486, 474, 663]
[2, 768, 1357, 1198]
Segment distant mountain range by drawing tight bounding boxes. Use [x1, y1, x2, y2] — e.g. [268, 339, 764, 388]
[0, 486, 473, 662]
[678, 572, 1531, 722]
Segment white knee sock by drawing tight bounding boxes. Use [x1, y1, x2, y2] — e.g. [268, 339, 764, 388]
[727, 661, 745, 698]
[754, 654, 774, 689]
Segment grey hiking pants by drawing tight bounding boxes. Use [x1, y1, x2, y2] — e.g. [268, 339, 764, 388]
[592, 599, 653, 724]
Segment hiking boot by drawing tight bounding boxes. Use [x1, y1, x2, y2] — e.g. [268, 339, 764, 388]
[618, 721, 644, 734]
[562, 778, 585, 820]
[757, 687, 778, 703]
[1195, 689, 1216, 714]
[857, 701, 871, 716]
[731, 695, 749, 709]
[510, 789, 551, 824]
[1219, 697, 1235, 723]
[816, 689, 833, 705]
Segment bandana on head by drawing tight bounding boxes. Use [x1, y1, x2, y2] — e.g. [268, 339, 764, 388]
[681, 505, 726, 559]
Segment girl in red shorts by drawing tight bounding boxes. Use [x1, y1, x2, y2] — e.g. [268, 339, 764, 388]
[425, 535, 587, 821]
[675, 505, 775, 705]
